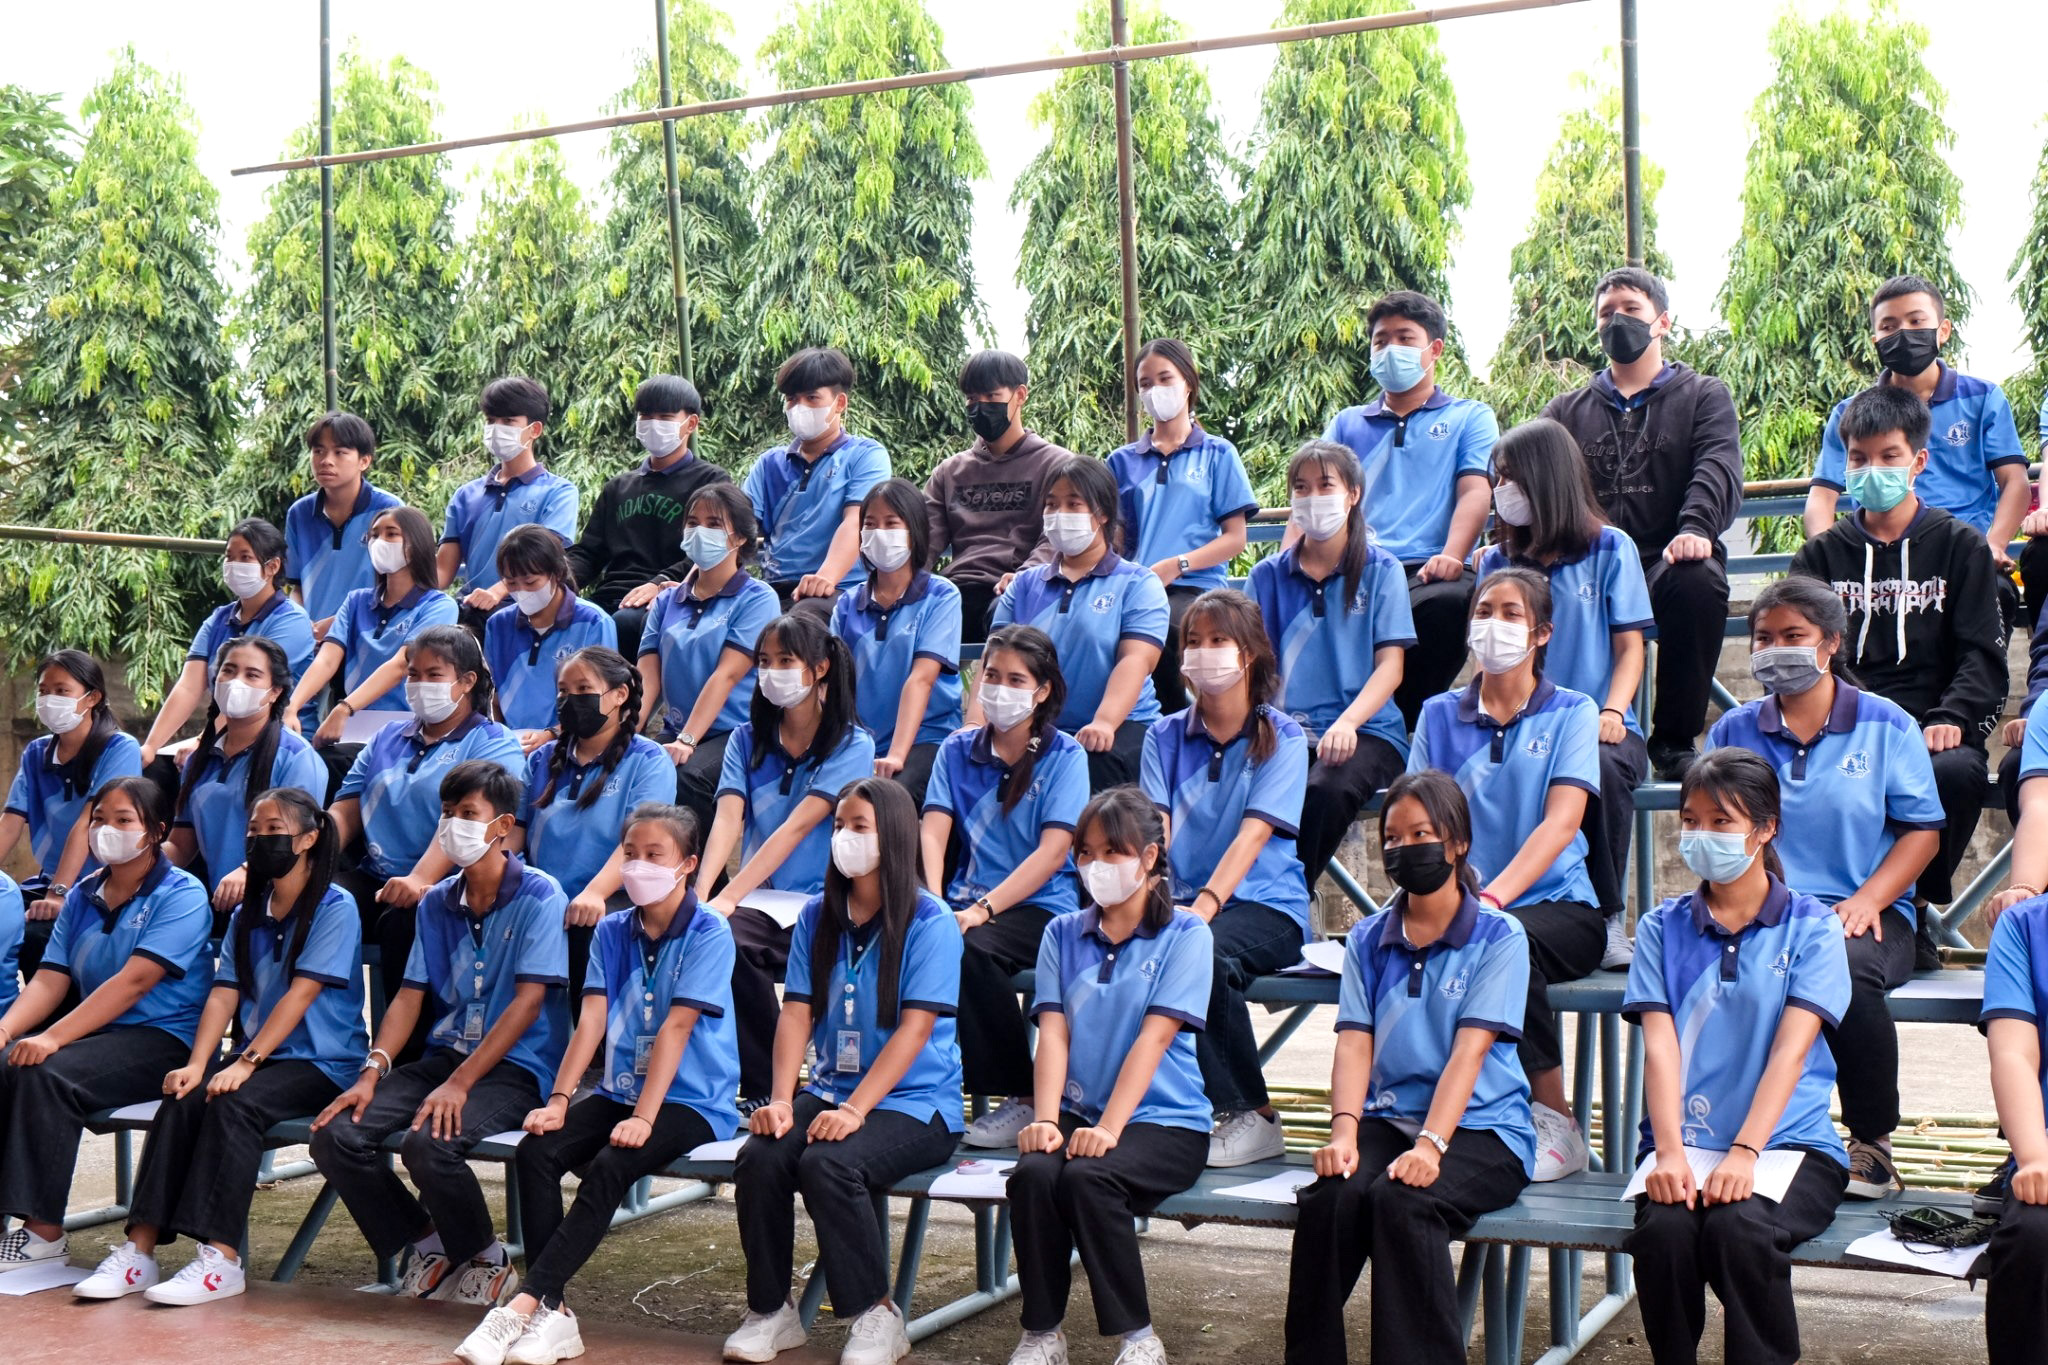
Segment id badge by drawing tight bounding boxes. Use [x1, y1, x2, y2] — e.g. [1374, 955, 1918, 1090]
[835, 1029, 862, 1074]
[463, 1002, 487, 1043]
[634, 1035, 655, 1076]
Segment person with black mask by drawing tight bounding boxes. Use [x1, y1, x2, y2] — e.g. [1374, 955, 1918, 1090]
[1541, 268, 1743, 782]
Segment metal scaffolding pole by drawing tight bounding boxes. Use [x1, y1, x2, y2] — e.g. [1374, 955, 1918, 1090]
[1110, 0, 1141, 443]
[656, 0, 694, 379]
[319, 0, 337, 409]
[1620, 0, 1643, 267]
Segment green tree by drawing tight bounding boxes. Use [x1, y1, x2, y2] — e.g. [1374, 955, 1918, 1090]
[736, 0, 988, 482]
[1012, 1, 1240, 458]
[1716, 1, 1966, 549]
[0, 53, 236, 703]
[0, 85, 74, 451]
[2005, 128, 2048, 453]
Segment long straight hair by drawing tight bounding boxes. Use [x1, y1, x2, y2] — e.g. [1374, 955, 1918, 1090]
[814, 778, 922, 1030]
[179, 636, 292, 818]
[538, 647, 644, 811]
[231, 787, 340, 1006]
[1679, 748, 1786, 881]
[1286, 440, 1371, 603]
[228, 518, 289, 591]
[980, 626, 1066, 815]
[1491, 418, 1606, 564]
[37, 650, 119, 791]
[1074, 787, 1173, 934]
[410, 624, 495, 717]
[373, 506, 438, 594]
[1378, 770, 1482, 896]
[859, 477, 931, 574]
[747, 613, 856, 772]
[1180, 589, 1281, 763]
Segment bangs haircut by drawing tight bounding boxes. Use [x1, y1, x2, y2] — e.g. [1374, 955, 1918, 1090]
[1679, 747, 1786, 881]
[481, 376, 550, 423]
[1044, 454, 1122, 550]
[861, 477, 931, 572]
[1366, 290, 1447, 343]
[1839, 383, 1931, 453]
[775, 347, 855, 396]
[959, 349, 1029, 393]
[1285, 439, 1370, 603]
[1872, 273, 1945, 321]
[1593, 266, 1669, 317]
[306, 410, 376, 458]
[635, 374, 702, 415]
[1074, 786, 1173, 933]
[687, 483, 759, 565]
[495, 522, 575, 590]
[439, 757, 522, 819]
[1490, 418, 1606, 565]
[1181, 588, 1281, 764]
[815, 778, 922, 1028]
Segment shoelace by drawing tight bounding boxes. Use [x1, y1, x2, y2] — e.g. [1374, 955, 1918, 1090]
[477, 1308, 526, 1342]
[849, 1307, 898, 1341]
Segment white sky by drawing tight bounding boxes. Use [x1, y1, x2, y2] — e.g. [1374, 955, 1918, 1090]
[6, 0, 2044, 382]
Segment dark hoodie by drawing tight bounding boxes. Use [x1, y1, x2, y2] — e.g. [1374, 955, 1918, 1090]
[1788, 501, 2008, 742]
[564, 448, 731, 610]
[922, 430, 1072, 586]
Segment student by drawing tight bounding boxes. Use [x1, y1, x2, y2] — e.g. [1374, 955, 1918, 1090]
[74, 789, 364, 1304]
[989, 455, 1169, 790]
[440, 377, 580, 631]
[1284, 771, 1535, 1365]
[1007, 787, 1212, 1365]
[1140, 589, 1310, 1168]
[284, 411, 401, 634]
[1541, 267, 1742, 780]
[635, 483, 780, 834]
[0, 776, 213, 1272]
[831, 476, 963, 806]
[1473, 417, 1654, 970]
[744, 346, 892, 611]
[483, 525, 618, 748]
[1992, 686, 2048, 926]
[1409, 566, 1603, 1180]
[308, 760, 569, 1306]
[1249, 439, 1413, 891]
[296, 506, 458, 737]
[725, 778, 961, 1365]
[698, 614, 874, 1105]
[0, 871, 17, 1017]
[1321, 291, 1499, 724]
[1789, 384, 2007, 917]
[921, 626, 1087, 1148]
[1623, 750, 1852, 1365]
[455, 803, 738, 1365]
[1106, 338, 1255, 712]
[1706, 576, 1940, 1197]
[1983, 882, 2048, 1364]
[923, 350, 1067, 638]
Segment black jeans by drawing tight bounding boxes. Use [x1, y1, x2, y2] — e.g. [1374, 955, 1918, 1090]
[1586, 732, 1649, 922]
[1986, 1194, 2048, 1364]
[610, 605, 649, 660]
[1152, 584, 1203, 715]
[1297, 735, 1404, 893]
[1284, 1120, 1529, 1364]
[0, 1027, 188, 1225]
[953, 579, 1000, 644]
[958, 905, 1055, 1097]
[127, 1057, 340, 1248]
[1397, 566, 1477, 730]
[1823, 905, 1914, 1143]
[730, 906, 793, 1098]
[1010, 1114, 1208, 1337]
[1922, 742, 1988, 905]
[306, 1049, 539, 1264]
[1081, 718, 1151, 793]
[1200, 902, 1304, 1114]
[1643, 552, 1729, 753]
[1626, 1147, 1847, 1365]
[2021, 536, 2048, 630]
[670, 730, 731, 842]
[734, 1091, 957, 1316]
[883, 741, 940, 812]
[1502, 899, 1604, 1076]
[2000, 741, 2027, 827]
[515, 1094, 713, 1306]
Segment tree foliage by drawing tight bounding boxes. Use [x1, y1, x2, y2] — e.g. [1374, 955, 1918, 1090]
[0, 85, 74, 451]
[2005, 129, 2048, 453]
[0, 52, 236, 703]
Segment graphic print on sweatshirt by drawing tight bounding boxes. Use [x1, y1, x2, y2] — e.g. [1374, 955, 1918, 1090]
[952, 479, 1036, 516]
[1830, 573, 1949, 619]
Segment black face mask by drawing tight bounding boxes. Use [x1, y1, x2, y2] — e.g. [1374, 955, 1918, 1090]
[967, 400, 1013, 443]
[557, 693, 611, 741]
[1876, 327, 1940, 377]
[1598, 314, 1655, 365]
[1383, 841, 1456, 897]
[245, 833, 302, 881]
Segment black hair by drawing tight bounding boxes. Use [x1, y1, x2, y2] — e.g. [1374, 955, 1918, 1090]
[775, 346, 855, 396]
[634, 373, 702, 416]
[1749, 575, 1854, 681]
[1366, 290, 1448, 343]
[480, 375, 551, 423]
[1074, 787, 1173, 933]
[859, 477, 931, 574]
[540, 647, 644, 812]
[231, 787, 339, 1008]
[1471, 565, 1554, 676]
[228, 517, 288, 590]
[979, 626, 1067, 815]
[1181, 590, 1282, 764]
[1043, 454, 1123, 554]
[621, 801, 702, 861]
[179, 635, 293, 822]
[1594, 266, 1670, 318]
[1491, 418, 1607, 565]
[306, 411, 376, 459]
[1285, 439, 1371, 603]
[748, 613, 857, 773]
[1133, 337, 1200, 410]
[496, 522, 576, 593]
[1839, 383, 1932, 454]
[1872, 273, 1945, 322]
[1679, 748, 1786, 881]
[440, 757, 522, 818]
[959, 349, 1029, 394]
[410, 624, 494, 717]
[89, 774, 172, 853]
[1379, 770, 1481, 896]
[815, 777, 921, 1028]
[686, 483, 760, 567]
[372, 505, 438, 593]
[36, 650, 118, 792]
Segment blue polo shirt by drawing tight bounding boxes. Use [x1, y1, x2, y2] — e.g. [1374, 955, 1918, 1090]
[785, 890, 963, 1129]
[584, 899, 741, 1138]
[1249, 542, 1417, 754]
[1983, 896, 2048, 1128]
[1339, 894, 1537, 1176]
[441, 465, 581, 592]
[1708, 684, 1944, 927]
[715, 722, 877, 894]
[285, 479, 402, 623]
[1409, 679, 1601, 909]
[174, 729, 329, 888]
[326, 585, 460, 712]
[992, 553, 1169, 731]
[1623, 879, 1851, 1166]
[188, 593, 319, 732]
[638, 573, 780, 738]
[1812, 364, 2025, 536]
[402, 857, 570, 1090]
[1140, 706, 1312, 936]
[924, 726, 1087, 916]
[483, 593, 620, 733]
[217, 884, 368, 1088]
[519, 736, 678, 899]
[830, 572, 963, 750]
[743, 432, 892, 588]
[1029, 907, 1212, 1131]
[2014, 687, 2048, 785]
[4, 730, 143, 878]
[0, 871, 21, 1013]
[44, 855, 214, 1043]
[337, 713, 527, 877]
[1475, 527, 1656, 735]
[1106, 424, 1258, 592]
[1324, 388, 1500, 563]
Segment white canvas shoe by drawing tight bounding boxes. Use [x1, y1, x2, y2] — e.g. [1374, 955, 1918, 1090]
[964, 1098, 1037, 1149]
[143, 1244, 246, 1306]
[73, 1241, 157, 1299]
[0, 1226, 67, 1272]
[1206, 1110, 1286, 1168]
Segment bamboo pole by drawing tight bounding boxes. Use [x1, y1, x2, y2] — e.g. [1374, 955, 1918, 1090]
[1110, 0, 1141, 444]
[655, 0, 694, 379]
[1619, 0, 1643, 267]
[318, 0, 337, 409]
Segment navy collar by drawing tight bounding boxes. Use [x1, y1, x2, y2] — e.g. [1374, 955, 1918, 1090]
[635, 892, 701, 944]
[1877, 359, 1958, 406]
[1136, 421, 1211, 457]
[232, 591, 289, 628]
[488, 463, 548, 491]
[517, 590, 594, 633]
[783, 431, 852, 464]
[1357, 386, 1454, 420]
[87, 850, 174, 931]
[402, 709, 489, 747]
[456, 855, 527, 918]
[968, 722, 1051, 769]
[684, 567, 752, 602]
[1054, 549, 1125, 584]
[853, 569, 933, 614]
[1185, 702, 1259, 749]
[1077, 904, 1164, 943]
[1379, 889, 1481, 951]
[1757, 681, 1859, 741]
[636, 446, 697, 476]
[1689, 874, 1792, 936]
[316, 479, 378, 522]
[377, 582, 431, 615]
[1454, 676, 1556, 728]
[1593, 362, 1677, 407]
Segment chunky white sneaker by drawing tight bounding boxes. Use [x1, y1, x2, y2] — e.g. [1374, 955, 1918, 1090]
[1112, 1336, 1169, 1364]
[1531, 1102, 1589, 1182]
[455, 1306, 531, 1365]
[0, 1226, 67, 1272]
[74, 1240, 158, 1299]
[1008, 1328, 1069, 1364]
[440, 1256, 521, 1306]
[964, 1098, 1037, 1149]
[398, 1246, 452, 1298]
[143, 1243, 246, 1305]
[724, 1299, 809, 1361]
[1600, 915, 1635, 971]
[1206, 1110, 1286, 1168]
[506, 1306, 585, 1364]
[840, 1301, 911, 1365]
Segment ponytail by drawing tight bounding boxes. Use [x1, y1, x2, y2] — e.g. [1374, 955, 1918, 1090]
[232, 789, 340, 1006]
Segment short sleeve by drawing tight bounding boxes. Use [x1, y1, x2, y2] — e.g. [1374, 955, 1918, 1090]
[294, 892, 360, 986]
[990, 580, 1018, 629]
[784, 902, 817, 1003]
[1883, 722, 1946, 829]
[1207, 443, 1258, 522]
[133, 878, 211, 979]
[1406, 713, 1432, 773]
[625, 743, 677, 810]
[637, 590, 670, 657]
[716, 729, 750, 801]
[283, 508, 306, 582]
[671, 915, 735, 1016]
[475, 725, 529, 780]
[326, 597, 359, 654]
[1460, 920, 1529, 1039]
[1603, 538, 1655, 633]
[1813, 406, 1848, 490]
[589, 608, 619, 652]
[808, 730, 875, 801]
[1985, 387, 2027, 467]
[514, 886, 571, 985]
[214, 924, 243, 987]
[441, 488, 474, 546]
[401, 912, 432, 989]
[1121, 570, 1171, 646]
[845, 443, 891, 506]
[541, 480, 579, 543]
[1457, 404, 1501, 478]
[922, 740, 959, 817]
[1028, 919, 1065, 1017]
[336, 739, 377, 802]
[898, 905, 962, 1015]
[915, 586, 963, 669]
[728, 583, 778, 656]
[41, 898, 79, 973]
[2024, 691, 2048, 782]
[276, 740, 328, 809]
[1369, 556, 1418, 648]
[1245, 721, 1308, 836]
[4, 760, 29, 818]
[1335, 925, 1375, 1032]
[1040, 744, 1088, 832]
[583, 926, 610, 998]
[1139, 723, 1169, 813]
[187, 610, 219, 662]
[1146, 918, 1211, 1030]
[1786, 912, 1852, 1027]
[1552, 701, 1601, 794]
[517, 747, 548, 827]
[743, 457, 773, 528]
[1983, 909, 2041, 1024]
[827, 593, 852, 642]
[1621, 904, 1672, 1020]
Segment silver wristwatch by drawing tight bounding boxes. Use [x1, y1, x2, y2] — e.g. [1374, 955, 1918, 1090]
[1418, 1129, 1449, 1155]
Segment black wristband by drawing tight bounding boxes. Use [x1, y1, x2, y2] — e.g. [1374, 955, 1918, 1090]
[1730, 1141, 1761, 1158]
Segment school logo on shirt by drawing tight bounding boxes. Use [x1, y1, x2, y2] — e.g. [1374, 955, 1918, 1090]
[1576, 581, 1598, 602]
[1837, 750, 1872, 779]
[1946, 420, 1971, 446]
[605, 778, 622, 796]
[1427, 421, 1450, 441]
[1681, 1093, 1715, 1145]
[1140, 956, 1161, 981]
[1439, 967, 1468, 1000]
[616, 1070, 637, 1092]
[1090, 593, 1115, 614]
[127, 907, 151, 929]
[1064, 1078, 1086, 1107]
[1771, 949, 1791, 976]
[1525, 732, 1552, 756]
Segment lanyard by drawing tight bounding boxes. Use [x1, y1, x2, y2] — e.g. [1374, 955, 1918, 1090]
[635, 920, 666, 1030]
[465, 912, 494, 1001]
[841, 925, 880, 1027]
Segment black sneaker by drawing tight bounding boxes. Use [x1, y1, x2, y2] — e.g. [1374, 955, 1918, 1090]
[1975, 1157, 2014, 1216]
[1648, 740, 1698, 784]
[1845, 1138, 1905, 1200]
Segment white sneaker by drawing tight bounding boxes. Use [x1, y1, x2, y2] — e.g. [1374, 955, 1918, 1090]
[724, 1299, 809, 1361]
[507, 1306, 585, 1364]
[74, 1240, 158, 1299]
[439, 1255, 521, 1306]
[840, 1300, 911, 1365]
[1008, 1328, 1069, 1364]
[398, 1246, 452, 1298]
[0, 1226, 66, 1272]
[1206, 1110, 1286, 1168]
[455, 1306, 532, 1365]
[964, 1098, 1037, 1149]
[1531, 1102, 1589, 1182]
[1600, 915, 1635, 970]
[1113, 1336, 1169, 1365]
[143, 1243, 246, 1305]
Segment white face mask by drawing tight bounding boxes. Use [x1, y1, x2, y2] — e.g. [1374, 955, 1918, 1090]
[1081, 856, 1145, 908]
[436, 815, 499, 869]
[1181, 646, 1244, 695]
[1290, 493, 1350, 542]
[1140, 381, 1187, 424]
[222, 560, 268, 600]
[407, 680, 461, 725]
[831, 829, 881, 878]
[92, 824, 149, 867]
[620, 858, 686, 907]
[979, 683, 1038, 732]
[36, 694, 86, 736]
[510, 584, 556, 617]
[1492, 481, 1534, 527]
[1467, 618, 1534, 675]
[636, 417, 685, 457]
[483, 422, 530, 463]
[786, 401, 835, 443]
[860, 528, 912, 573]
[1043, 512, 1097, 558]
[368, 538, 409, 576]
[758, 668, 812, 709]
[213, 677, 272, 721]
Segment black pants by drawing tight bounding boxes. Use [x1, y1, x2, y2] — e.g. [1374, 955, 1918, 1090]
[1921, 742, 1987, 905]
[0, 1028, 189, 1226]
[1284, 1120, 1529, 1364]
[1150, 584, 1204, 715]
[317, 740, 365, 806]
[1823, 905, 1914, 1143]
[1626, 1148, 1847, 1365]
[515, 1094, 713, 1306]
[1200, 902, 1303, 1114]
[734, 1091, 957, 1316]
[127, 1057, 340, 1248]
[2000, 741, 2026, 827]
[337, 859, 431, 1064]
[884, 741, 940, 812]
[953, 579, 1000, 644]
[958, 905, 1055, 1097]
[770, 583, 835, 622]
[1643, 553, 1729, 753]
[609, 606, 649, 660]
[2020, 536, 2048, 630]
[1010, 1114, 1208, 1337]
[1081, 718, 1151, 793]
[1397, 566, 1477, 730]
[1986, 1194, 2048, 1363]
[1502, 899, 1603, 1076]
[1297, 735, 1404, 892]
[306, 1049, 539, 1264]
[730, 906, 792, 1098]
[1585, 732, 1649, 922]
[673, 730, 733, 841]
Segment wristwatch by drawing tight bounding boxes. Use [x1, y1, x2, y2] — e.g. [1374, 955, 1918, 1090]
[1176, 555, 1192, 575]
[1418, 1129, 1449, 1155]
[239, 1048, 267, 1068]
[676, 730, 698, 749]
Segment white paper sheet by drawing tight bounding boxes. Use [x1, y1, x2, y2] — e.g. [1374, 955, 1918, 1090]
[740, 889, 813, 930]
[1279, 940, 1347, 977]
[1620, 1145, 1804, 1203]
[0, 1262, 88, 1295]
[107, 1100, 161, 1123]
[1889, 974, 1986, 1002]
[1844, 1228, 1987, 1278]
[1211, 1169, 1320, 1205]
[927, 1158, 1016, 1200]
[686, 1135, 750, 1162]
[479, 1130, 528, 1148]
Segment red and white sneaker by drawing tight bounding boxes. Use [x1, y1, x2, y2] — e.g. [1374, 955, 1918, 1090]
[144, 1244, 246, 1306]
[74, 1241, 158, 1299]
